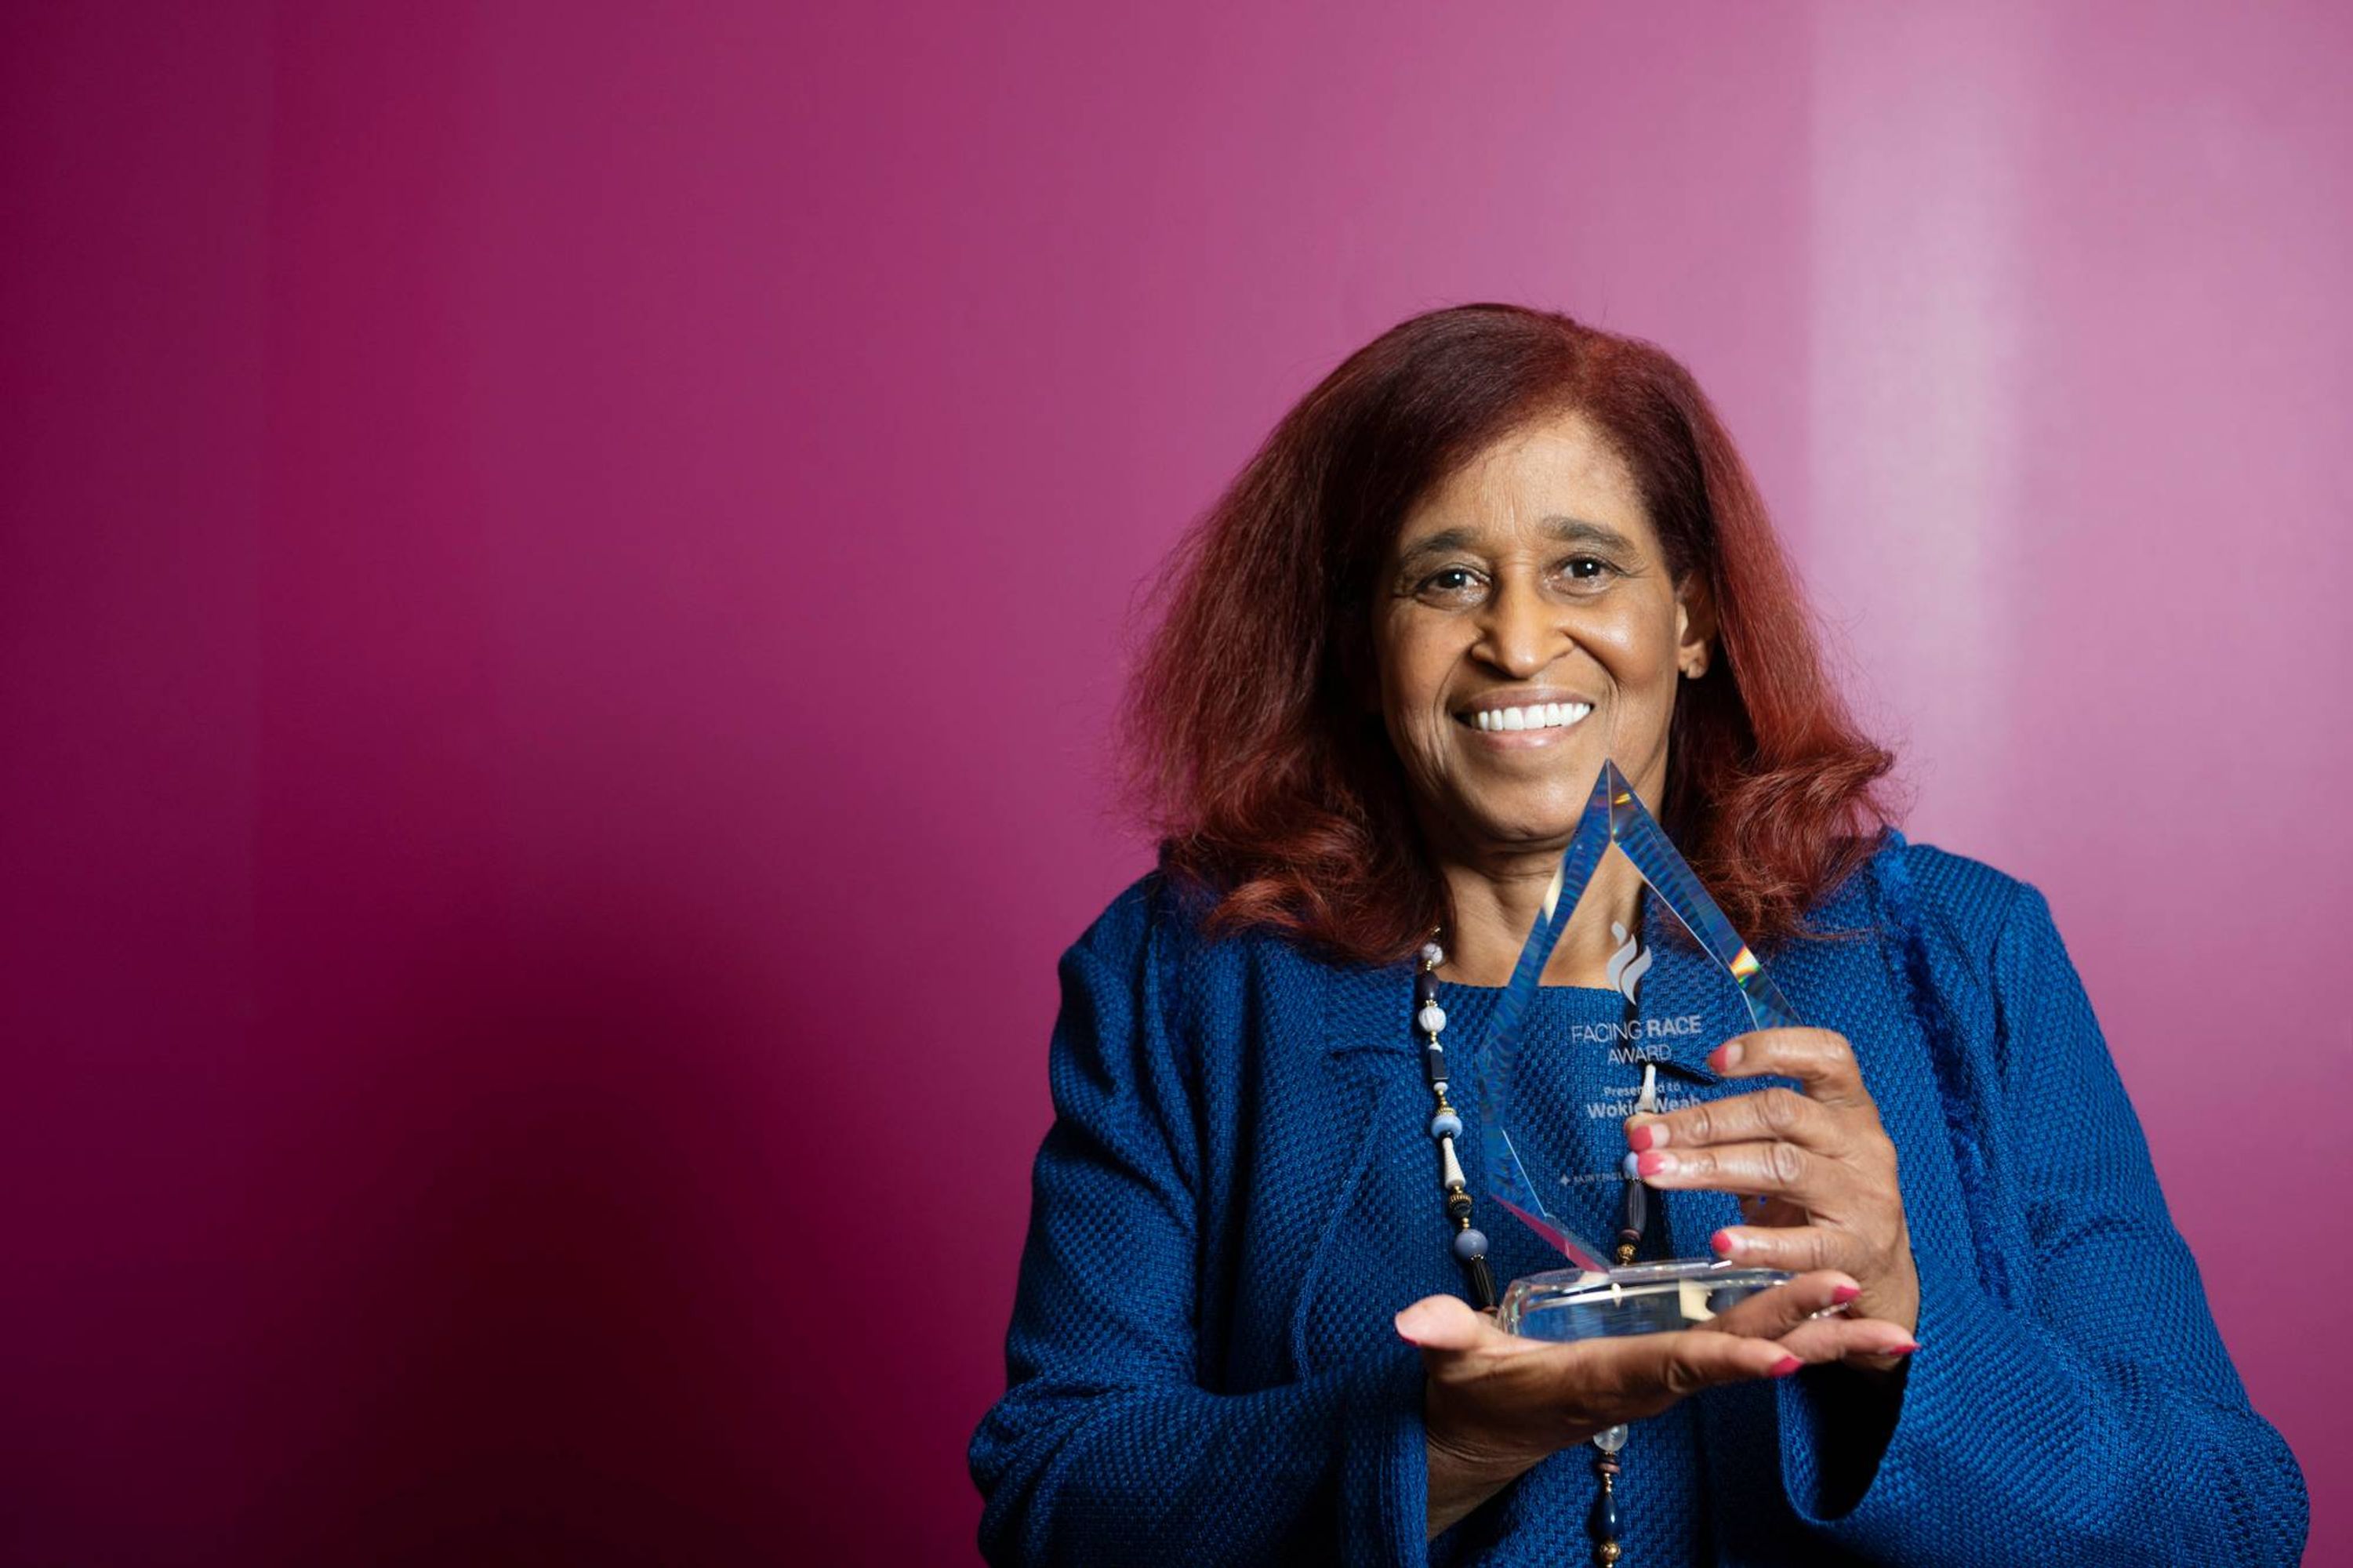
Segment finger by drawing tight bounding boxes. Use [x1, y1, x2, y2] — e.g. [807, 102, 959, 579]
[1578, 1325, 1807, 1403]
[1394, 1294, 1505, 1358]
[1700, 1269, 1860, 1340]
[1706, 1027, 1872, 1110]
[1705, 1223, 1863, 1275]
[1632, 1138, 1827, 1200]
[1774, 1314, 1920, 1364]
[1625, 1085, 1841, 1156]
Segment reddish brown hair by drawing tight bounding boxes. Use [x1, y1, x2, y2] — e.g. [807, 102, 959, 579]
[1126, 304, 1896, 964]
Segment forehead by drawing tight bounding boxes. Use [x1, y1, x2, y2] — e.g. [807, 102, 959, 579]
[1394, 408, 1654, 550]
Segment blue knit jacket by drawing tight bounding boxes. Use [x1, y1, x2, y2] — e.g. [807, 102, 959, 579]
[971, 837, 2308, 1564]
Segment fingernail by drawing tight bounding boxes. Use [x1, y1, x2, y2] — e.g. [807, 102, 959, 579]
[1710, 1042, 1744, 1071]
[1831, 1284, 1861, 1304]
[1709, 1229, 1736, 1256]
[1628, 1123, 1663, 1152]
[1770, 1354, 1803, 1377]
[1888, 1340, 1920, 1356]
[1635, 1150, 1669, 1177]
[1393, 1308, 1429, 1345]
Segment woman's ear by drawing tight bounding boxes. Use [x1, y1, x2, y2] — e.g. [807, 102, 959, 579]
[1675, 574, 1718, 681]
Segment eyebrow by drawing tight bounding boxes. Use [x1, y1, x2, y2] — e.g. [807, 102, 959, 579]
[1396, 516, 1640, 565]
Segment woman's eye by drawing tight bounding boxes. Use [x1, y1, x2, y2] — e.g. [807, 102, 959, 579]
[1414, 566, 1486, 601]
[1560, 556, 1618, 587]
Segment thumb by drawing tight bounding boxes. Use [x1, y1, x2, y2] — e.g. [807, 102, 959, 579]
[1394, 1294, 1491, 1355]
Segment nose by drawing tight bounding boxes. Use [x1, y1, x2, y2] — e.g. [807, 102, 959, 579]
[1472, 572, 1567, 679]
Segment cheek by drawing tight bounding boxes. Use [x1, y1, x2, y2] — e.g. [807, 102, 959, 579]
[1372, 627, 1461, 765]
[1589, 604, 1680, 683]
[1374, 615, 1449, 709]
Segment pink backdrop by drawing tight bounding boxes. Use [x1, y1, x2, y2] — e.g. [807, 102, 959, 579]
[4, 3, 2345, 1562]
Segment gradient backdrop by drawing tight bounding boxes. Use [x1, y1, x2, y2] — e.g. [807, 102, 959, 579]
[5, 2, 2347, 1563]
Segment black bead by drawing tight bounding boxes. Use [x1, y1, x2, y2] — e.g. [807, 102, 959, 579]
[1415, 967, 1440, 1005]
[1619, 1176, 1649, 1240]
[1589, 1486, 1618, 1539]
[1465, 1254, 1498, 1310]
[1422, 1044, 1448, 1085]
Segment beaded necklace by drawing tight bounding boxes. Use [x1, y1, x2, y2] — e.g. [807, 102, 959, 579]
[1413, 884, 1654, 1566]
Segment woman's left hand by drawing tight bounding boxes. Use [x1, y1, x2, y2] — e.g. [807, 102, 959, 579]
[1624, 1027, 1919, 1373]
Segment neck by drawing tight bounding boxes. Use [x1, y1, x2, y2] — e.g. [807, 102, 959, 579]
[1435, 844, 1644, 989]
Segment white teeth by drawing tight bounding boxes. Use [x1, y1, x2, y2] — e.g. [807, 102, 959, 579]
[1468, 701, 1593, 733]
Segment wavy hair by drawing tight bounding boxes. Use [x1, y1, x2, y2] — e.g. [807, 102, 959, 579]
[1125, 304, 1896, 964]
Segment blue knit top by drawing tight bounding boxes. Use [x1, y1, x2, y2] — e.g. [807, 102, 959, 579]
[970, 835, 2308, 1564]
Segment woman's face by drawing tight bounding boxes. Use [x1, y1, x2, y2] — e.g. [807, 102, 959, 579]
[1370, 408, 1713, 862]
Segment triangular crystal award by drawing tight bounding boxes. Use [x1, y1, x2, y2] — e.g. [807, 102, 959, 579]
[1477, 759, 1799, 1340]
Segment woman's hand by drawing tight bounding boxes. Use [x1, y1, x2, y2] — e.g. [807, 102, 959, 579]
[1400, 1271, 1916, 1537]
[1625, 1027, 1920, 1368]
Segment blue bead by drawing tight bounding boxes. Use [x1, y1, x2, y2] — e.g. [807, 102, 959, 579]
[1621, 1151, 1643, 1180]
[1452, 1227, 1488, 1261]
[1429, 1110, 1463, 1141]
[1590, 1487, 1618, 1538]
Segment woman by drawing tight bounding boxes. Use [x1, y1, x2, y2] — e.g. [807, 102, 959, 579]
[969, 305, 2307, 1564]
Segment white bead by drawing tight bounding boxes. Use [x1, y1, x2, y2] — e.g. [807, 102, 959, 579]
[1592, 1423, 1629, 1454]
[1420, 942, 1444, 967]
[1417, 1003, 1447, 1035]
[1621, 1152, 1643, 1180]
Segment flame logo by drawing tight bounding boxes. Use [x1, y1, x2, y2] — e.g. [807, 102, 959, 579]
[1607, 920, 1650, 1004]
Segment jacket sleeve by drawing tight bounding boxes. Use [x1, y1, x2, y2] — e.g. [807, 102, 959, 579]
[1777, 881, 2310, 1563]
[968, 893, 1431, 1566]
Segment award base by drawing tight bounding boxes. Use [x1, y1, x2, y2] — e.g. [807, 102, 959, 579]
[1500, 1260, 1794, 1342]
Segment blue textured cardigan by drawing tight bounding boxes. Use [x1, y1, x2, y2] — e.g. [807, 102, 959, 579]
[971, 837, 2308, 1564]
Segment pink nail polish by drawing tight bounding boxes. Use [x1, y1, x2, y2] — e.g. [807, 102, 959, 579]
[1709, 1230, 1735, 1256]
[1635, 1150, 1668, 1177]
[1831, 1284, 1861, 1304]
[1628, 1123, 1658, 1152]
[1770, 1355, 1803, 1377]
[1888, 1341, 1920, 1356]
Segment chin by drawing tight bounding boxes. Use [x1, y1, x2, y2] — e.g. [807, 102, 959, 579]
[1457, 796, 1590, 853]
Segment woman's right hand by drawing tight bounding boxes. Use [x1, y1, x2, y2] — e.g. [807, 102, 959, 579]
[1397, 1270, 1918, 1538]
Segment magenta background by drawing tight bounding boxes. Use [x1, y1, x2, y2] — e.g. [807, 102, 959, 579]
[4, 3, 2347, 1563]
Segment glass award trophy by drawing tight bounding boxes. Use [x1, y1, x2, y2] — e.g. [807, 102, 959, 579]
[1476, 759, 1803, 1342]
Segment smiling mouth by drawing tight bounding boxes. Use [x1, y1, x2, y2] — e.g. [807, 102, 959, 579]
[1456, 700, 1594, 734]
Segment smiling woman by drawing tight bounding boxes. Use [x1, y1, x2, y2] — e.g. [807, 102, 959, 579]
[1373, 412, 1730, 991]
[969, 305, 2308, 1565]
[1126, 308, 1894, 983]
